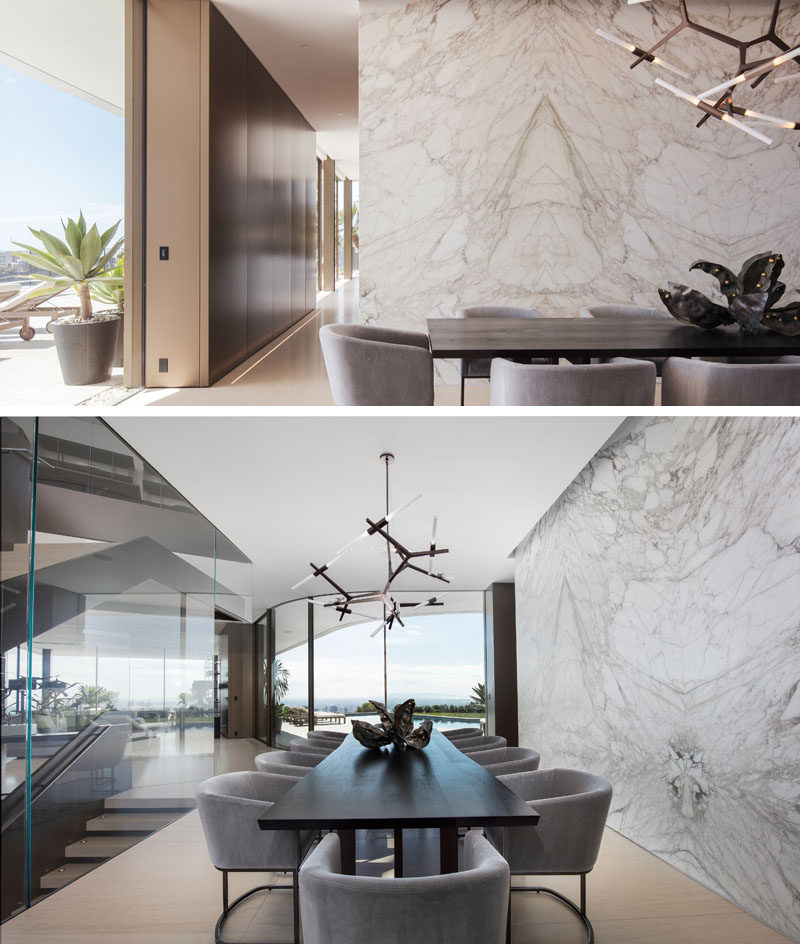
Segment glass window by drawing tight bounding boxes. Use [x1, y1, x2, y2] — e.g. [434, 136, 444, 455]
[273, 601, 309, 747]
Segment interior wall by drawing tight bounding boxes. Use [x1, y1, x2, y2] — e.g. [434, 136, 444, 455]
[145, 0, 316, 387]
[359, 0, 800, 376]
[513, 416, 800, 940]
[208, 5, 316, 384]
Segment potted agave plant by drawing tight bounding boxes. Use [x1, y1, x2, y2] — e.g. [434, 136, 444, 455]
[90, 252, 124, 368]
[13, 213, 123, 385]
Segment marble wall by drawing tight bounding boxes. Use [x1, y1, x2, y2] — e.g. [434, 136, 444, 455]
[359, 0, 800, 377]
[514, 416, 800, 940]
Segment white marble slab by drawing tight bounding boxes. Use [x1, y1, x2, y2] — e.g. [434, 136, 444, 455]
[360, 1, 800, 381]
[514, 416, 800, 940]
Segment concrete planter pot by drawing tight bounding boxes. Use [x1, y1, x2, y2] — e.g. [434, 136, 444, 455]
[51, 316, 121, 385]
[110, 309, 124, 368]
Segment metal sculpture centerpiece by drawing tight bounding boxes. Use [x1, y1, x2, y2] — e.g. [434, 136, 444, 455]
[659, 252, 800, 336]
[352, 698, 433, 752]
[596, 1, 799, 146]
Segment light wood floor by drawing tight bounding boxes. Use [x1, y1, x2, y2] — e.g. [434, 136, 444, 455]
[2, 736, 791, 944]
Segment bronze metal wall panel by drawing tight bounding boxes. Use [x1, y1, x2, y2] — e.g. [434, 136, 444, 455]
[208, 4, 248, 383]
[272, 91, 293, 338]
[291, 111, 306, 323]
[306, 127, 317, 314]
[246, 50, 275, 355]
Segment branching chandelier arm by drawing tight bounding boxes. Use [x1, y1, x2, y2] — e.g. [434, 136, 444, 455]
[596, 0, 800, 145]
[294, 452, 452, 643]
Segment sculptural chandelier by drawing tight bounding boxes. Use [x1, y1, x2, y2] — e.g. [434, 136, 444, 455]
[596, 0, 799, 146]
[292, 452, 450, 638]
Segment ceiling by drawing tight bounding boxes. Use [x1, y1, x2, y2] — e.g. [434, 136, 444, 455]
[0, 0, 358, 178]
[108, 416, 624, 616]
[215, 0, 359, 179]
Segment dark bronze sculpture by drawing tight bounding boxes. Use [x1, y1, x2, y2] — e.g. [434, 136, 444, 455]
[659, 253, 800, 336]
[352, 699, 433, 752]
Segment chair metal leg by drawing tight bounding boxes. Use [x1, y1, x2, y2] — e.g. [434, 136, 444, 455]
[460, 376, 466, 406]
[215, 869, 296, 944]
[510, 874, 593, 944]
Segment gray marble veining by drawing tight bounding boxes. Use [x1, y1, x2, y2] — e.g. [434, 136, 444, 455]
[359, 0, 800, 380]
[514, 416, 800, 940]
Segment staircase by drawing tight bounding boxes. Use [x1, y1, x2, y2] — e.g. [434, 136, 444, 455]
[38, 793, 194, 893]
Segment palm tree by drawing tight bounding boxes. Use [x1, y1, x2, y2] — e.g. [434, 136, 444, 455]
[470, 683, 486, 712]
[12, 212, 123, 322]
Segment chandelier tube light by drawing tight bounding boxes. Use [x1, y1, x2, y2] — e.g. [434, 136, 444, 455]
[654, 78, 774, 144]
[696, 47, 800, 101]
[595, 28, 690, 77]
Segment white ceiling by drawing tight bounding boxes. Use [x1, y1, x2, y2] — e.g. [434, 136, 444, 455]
[108, 416, 623, 616]
[216, 0, 359, 179]
[0, 0, 124, 114]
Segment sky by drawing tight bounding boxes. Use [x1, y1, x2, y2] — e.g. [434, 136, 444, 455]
[0, 63, 124, 253]
[279, 612, 485, 706]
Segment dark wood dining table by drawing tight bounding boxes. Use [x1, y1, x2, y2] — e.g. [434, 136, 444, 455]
[426, 317, 800, 363]
[258, 731, 539, 877]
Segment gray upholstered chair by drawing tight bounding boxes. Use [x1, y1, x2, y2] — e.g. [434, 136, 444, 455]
[454, 734, 507, 753]
[464, 746, 507, 766]
[661, 356, 800, 406]
[287, 738, 335, 756]
[319, 323, 434, 406]
[196, 770, 314, 944]
[307, 730, 347, 744]
[443, 727, 483, 740]
[299, 830, 509, 944]
[456, 305, 550, 405]
[478, 747, 541, 776]
[490, 357, 656, 406]
[579, 303, 670, 372]
[255, 750, 324, 778]
[490, 767, 612, 943]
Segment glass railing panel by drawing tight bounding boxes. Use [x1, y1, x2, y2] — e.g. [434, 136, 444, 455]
[1, 417, 36, 919]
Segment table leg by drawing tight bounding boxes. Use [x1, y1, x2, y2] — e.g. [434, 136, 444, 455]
[393, 827, 404, 877]
[339, 829, 356, 875]
[439, 826, 458, 873]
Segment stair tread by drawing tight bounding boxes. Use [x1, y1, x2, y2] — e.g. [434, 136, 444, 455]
[85, 811, 182, 831]
[39, 863, 97, 889]
[65, 835, 141, 857]
[104, 796, 195, 810]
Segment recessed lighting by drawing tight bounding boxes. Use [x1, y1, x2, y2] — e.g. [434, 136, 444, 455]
[336, 112, 343, 116]
[300, 43, 311, 49]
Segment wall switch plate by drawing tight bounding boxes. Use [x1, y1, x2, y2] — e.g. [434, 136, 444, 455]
[158, 358, 168, 373]
[159, 246, 169, 261]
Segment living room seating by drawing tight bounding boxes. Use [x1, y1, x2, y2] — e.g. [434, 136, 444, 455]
[319, 323, 434, 405]
[299, 830, 510, 944]
[490, 357, 656, 406]
[661, 356, 800, 405]
[196, 770, 315, 944]
[490, 767, 612, 943]
[456, 305, 548, 405]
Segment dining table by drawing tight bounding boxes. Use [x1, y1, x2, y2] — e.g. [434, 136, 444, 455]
[258, 730, 539, 877]
[426, 316, 800, 365]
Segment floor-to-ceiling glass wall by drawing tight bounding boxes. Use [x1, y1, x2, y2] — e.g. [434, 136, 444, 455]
[266, 592, 485, 746]
[0, 417, 251, 920]
[0, 1, 127, 406]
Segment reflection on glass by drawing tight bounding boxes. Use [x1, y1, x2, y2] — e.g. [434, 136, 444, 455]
[0, 417, 251, 919]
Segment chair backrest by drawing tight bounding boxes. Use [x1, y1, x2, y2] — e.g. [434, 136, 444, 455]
[196, 770, 302, 870]
[579, 304, 667, 320]
[662, 357, 800, 406]
[497, 768, 612, 875]
[288, 738, 334, 756]
[483, 747, 541, 776]
[468, 747, 507, 766]
[457, 305, 544, 320]
[319, 323, 434, 406]
[442, 727, 482, 740]
[300, 831, 509, 944]
[490, 357, 656, 406]
[455, 735, 507, 752]
[255, 749, 322, 769]
[307, 730, 347, 743]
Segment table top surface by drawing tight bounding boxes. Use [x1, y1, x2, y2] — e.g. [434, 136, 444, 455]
[426, 317, 800, 358]
[258, 731, 539, 830]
